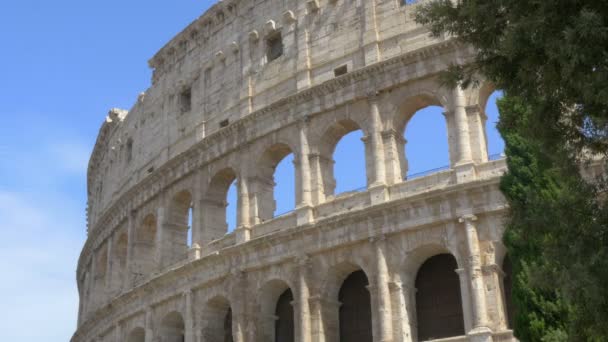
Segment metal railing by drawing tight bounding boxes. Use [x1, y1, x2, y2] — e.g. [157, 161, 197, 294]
[271, 154, 506, 217]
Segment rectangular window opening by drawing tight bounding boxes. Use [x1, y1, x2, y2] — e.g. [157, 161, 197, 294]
[220, 119, 230, 128]
[266, 33, 284, 62]
[334, 65, 348, 77]
[180, 88, 192, 114]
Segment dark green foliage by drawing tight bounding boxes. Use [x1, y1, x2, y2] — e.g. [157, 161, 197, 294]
[415, 1, 608, 340]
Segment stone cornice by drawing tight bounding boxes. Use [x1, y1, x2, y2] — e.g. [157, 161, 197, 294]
[78, 40, 473, 278]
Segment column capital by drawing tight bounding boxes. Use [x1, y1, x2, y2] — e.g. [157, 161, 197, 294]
[459, 214, 478, 224]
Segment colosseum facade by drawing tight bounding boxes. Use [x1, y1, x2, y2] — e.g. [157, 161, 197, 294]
[73, 0, 515, 341]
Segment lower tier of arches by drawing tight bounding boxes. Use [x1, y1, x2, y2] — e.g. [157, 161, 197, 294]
[75, 198, 515, 342]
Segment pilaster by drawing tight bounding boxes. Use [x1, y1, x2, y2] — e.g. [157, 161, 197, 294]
[459, 214, 493, 340]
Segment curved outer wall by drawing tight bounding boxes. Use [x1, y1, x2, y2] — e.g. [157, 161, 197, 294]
[75, 0, 514, 341]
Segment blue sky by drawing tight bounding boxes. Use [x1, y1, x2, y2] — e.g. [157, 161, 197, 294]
[0, 1, 502, 341]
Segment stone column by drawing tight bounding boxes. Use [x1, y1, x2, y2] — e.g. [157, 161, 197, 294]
[236, 171, 251, 244]
[368, 94, 389, 204]
[105, 236, 114, 292]
[466, 104, 489, 163]
[126, 211, 135, 288]
[191, 170, 204, 249]
[309, 296, 341, 342]
[371, 237, 393, 342]
[452, 87, 474, 166]
[296, 118, 315, 225]
[296, 257, 312, 342]
[459, 215, 493, 341]
[231, 270, 247, 342]
[114, 323, 122, 342]
[390, 279, 415, 342]
[309, 153, 326, 205]
[184, 290, 195, 342]
[145, 307, 154, 342]
[156, 206, 167, 270]
[382, 129, 405, 185]
[456, 268, 474, 333]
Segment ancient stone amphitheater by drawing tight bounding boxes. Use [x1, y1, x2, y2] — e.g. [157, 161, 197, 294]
[73, 1, 515, 341]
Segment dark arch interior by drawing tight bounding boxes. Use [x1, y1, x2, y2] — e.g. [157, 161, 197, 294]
[415, 254, 465, 341]
[503, 255, 514, 329]
[224, 308, 233, 342]
[127, 327, 145, 342]
[338, 270, 373, 342]
[275, 288, 294, 342]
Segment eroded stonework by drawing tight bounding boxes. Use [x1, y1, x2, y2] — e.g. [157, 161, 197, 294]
[74, 0, 515, 341]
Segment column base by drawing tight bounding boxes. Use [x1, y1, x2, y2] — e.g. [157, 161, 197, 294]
[188, 244, 201, 261]
[235, 226, 251, 244]
[468, 326, 493, 342]
[296, 205, 315, 226]
[453, 161, 477, 184]
[369, 183, 389, 205]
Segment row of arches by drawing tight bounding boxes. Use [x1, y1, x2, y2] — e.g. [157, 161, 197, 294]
[87, 89, 504, 308]
[122, 253, 513, 342]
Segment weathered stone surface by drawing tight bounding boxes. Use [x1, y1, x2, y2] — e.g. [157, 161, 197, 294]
[73, 1, 515, 341]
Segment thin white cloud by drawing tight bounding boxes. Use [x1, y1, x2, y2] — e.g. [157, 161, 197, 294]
[0, 191, 85, 341]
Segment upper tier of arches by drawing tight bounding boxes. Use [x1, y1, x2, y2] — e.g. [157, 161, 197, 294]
[79, 77, 504, 311]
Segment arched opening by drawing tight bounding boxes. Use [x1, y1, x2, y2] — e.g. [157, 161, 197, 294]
[257, 144, 295, 220]
[318, 119, 366, 201]
[201, 296, 233, 342]
[203, 168, 237, 242]
[224, 308, 233, 342]
[404, 105, 450, 178]
[275, 289, 294, 342]
[112, 232, 128, 291]
[259, 280, 295, 342]
[226, 180, 238, 233]
[415, 254, 464, 341]
[485, 90, 505, 159]
[165, 190, 193, 266]
[160, 311, 185, 342]
[338, 270, 373, 342]
[127, 327, 145, 342]
[333, 130, 366, 195]
[132, 214, 157, 284]
[503, 255, 514, 329]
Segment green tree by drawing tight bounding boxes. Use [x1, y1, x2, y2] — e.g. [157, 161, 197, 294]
[414, 1, 608, 340]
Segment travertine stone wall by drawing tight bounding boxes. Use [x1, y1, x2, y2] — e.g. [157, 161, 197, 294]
[74, 1, 515, 341]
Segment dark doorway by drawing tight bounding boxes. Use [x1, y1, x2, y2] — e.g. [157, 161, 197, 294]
[275, 289, 294, 342]
[503, 256, 514, 328]
[415, 254, 465, 341]
[224, 308, 233, 342]
[338, 270, 373, 342]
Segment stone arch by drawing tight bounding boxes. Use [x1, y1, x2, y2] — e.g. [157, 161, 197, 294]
[255, 143, 295, 221]
[164, 190, 193, 266]
[338, 270, 373, 342]
[202, 167, 238, 243]
[257, 279, 295, 342]
[160, 311, 185, 342]
[316, 119, 367, 199]
[318, 260, 373, 342]
[415, 253, 465, 341]
[127, 327, 145, 342]
[201, 295, 234, 342]
[398, 243, 466, 341]
[132, 214, 157, 284]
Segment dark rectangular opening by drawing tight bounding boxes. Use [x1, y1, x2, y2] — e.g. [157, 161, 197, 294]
[334, 65, 348, 77]
[180, 88, 192, 113]
[220, 119, 230, 128]
[267, 33, 284, 62]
